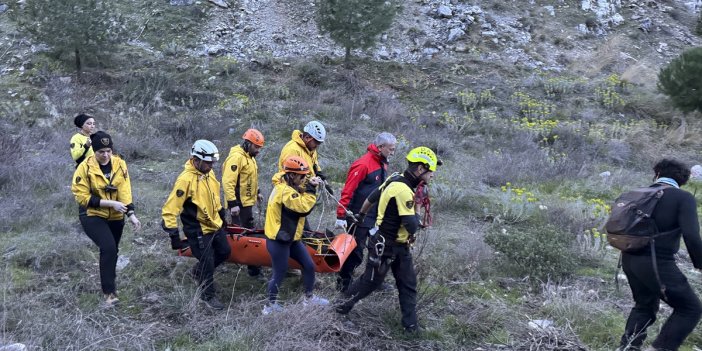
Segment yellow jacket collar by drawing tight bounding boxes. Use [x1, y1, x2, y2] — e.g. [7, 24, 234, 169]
[230, 144, 252, 160]
[291, 129, 314, 156]
[184, 160, 210, 178]
[86, 155, 121, 174]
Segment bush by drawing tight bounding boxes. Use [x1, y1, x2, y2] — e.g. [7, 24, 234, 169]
[484, 224, 579, 281]
[658, 47, 702, 114]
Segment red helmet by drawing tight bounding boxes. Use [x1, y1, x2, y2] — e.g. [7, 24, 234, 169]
[283, 156, 310, 174]
[242, 128, 264, 147]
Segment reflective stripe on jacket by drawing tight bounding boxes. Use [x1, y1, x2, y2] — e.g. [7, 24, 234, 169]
[265, 172, 317, 241]
[222, 145, 258, 208]
[162, 160, 224, 235]
[71, 154, 132, 221]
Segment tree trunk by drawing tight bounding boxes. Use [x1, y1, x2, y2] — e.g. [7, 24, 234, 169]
[75, 48, 82, 82]
[344, 46, 351, 68]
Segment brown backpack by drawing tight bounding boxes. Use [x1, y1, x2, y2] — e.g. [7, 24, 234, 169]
[605, 186, 674, 251]
[606, 185, 678, 297]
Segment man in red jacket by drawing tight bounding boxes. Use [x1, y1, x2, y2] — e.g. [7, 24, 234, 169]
[335, 132, 397, 293]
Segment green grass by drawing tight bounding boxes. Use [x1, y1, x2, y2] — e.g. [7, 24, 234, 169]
[2, 1, 702, 349]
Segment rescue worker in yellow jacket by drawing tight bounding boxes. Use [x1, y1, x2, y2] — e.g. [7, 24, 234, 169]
[336, 147, 441, 333]
[71, 131, 141, 307]
[162, 140, 231, 311]
[222, 128, 265, 280]
[69, 113, 96, 168]
[275, 120, 327, 185]
[262, 156, 329, 314]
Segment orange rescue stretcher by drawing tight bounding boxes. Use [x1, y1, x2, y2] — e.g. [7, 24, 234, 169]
[177, 225, 357, 273]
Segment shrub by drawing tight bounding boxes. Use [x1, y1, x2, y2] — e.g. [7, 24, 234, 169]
[484, 224, 579, 281]
[658, 47, 702, 114]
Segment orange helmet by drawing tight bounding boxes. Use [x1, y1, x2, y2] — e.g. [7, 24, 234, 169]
[283, 156, 310, 174]
[242, 128, 264, 147]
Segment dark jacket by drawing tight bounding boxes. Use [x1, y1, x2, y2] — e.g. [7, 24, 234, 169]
[631, 183, 702, 268]
[336, 144, 388, 227]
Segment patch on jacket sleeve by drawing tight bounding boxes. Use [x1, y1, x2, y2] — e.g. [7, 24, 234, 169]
[230, 165, 237, 172]
[70, 143, 75, 148]
[75, 176, 81, 184]
[176, 189, 185, 197]
[405, 200, 414, 209]
[291, 193, 299, 199]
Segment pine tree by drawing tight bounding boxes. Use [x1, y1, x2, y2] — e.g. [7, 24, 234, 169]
[658, 47, 702, 114]
[12, 0, 127, 80]
[315, 0, 400, 66]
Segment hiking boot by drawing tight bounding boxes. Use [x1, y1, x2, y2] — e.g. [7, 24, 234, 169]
[335, 302, 353, 314]
[303, 295, 329, 306]
[202, 296, 225, 310]
[104, 293, 119, 307]
[404, 324, 422, 334]
[376, 282, 394, 292]
[262, 303, 284, 315]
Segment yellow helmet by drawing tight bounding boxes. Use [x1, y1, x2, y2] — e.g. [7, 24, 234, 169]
[406, 146, 440, 171]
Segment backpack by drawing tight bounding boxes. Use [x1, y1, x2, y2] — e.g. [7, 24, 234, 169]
[606, 185, 678, 298]
[605, 186, 668, 252]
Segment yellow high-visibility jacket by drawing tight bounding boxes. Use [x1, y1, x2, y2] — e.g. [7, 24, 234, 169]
[71, 154, 133, 221]
[222, 145, 259, 208]
[274, 130, 320, 185]
[376, 178, 417, 244]
[162, 161, 224, 235]
[69, 132, 94, 166]
[265, 172, 317, 242]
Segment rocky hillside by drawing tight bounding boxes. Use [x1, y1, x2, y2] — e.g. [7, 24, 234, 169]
[3, 0, 702, 350]
[196, 0, 700, 75]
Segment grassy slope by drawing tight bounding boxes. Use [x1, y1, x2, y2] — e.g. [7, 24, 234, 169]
[2, 1, 702, 350]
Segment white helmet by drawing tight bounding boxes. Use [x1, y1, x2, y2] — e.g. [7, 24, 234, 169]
[191, 140, 219, 162]
[303, 120, 326, 143]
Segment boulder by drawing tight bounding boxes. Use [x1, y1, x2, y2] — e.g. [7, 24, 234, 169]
[377, 47, 390, 60]
[437, 5, 452, 18]
[0, 344, 27, 351]
[208, 0, 229, 8]
[170, 0, 194, 5]
[448, 28, 465, 42]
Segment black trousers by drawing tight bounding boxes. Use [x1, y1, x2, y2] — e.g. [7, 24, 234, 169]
[620, 253, 702, 350]
[266, 239, 316, 303]
[185, 230, 231, 300]
[337, 225, 370, 287]
[341, 243, 418, 329]
[80, 216, 124, 295]
[231, 206, 261, 276]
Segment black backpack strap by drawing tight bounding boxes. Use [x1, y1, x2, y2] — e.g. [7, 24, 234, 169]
[614, 252, 622, 293]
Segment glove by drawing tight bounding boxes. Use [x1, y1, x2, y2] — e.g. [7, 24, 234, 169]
[304, 181, 318, 194]
[315, 170, 327, 181]
[335, 219, 347, 229]
[170, 233, 186, 250]
[353, 212, 366, 224]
